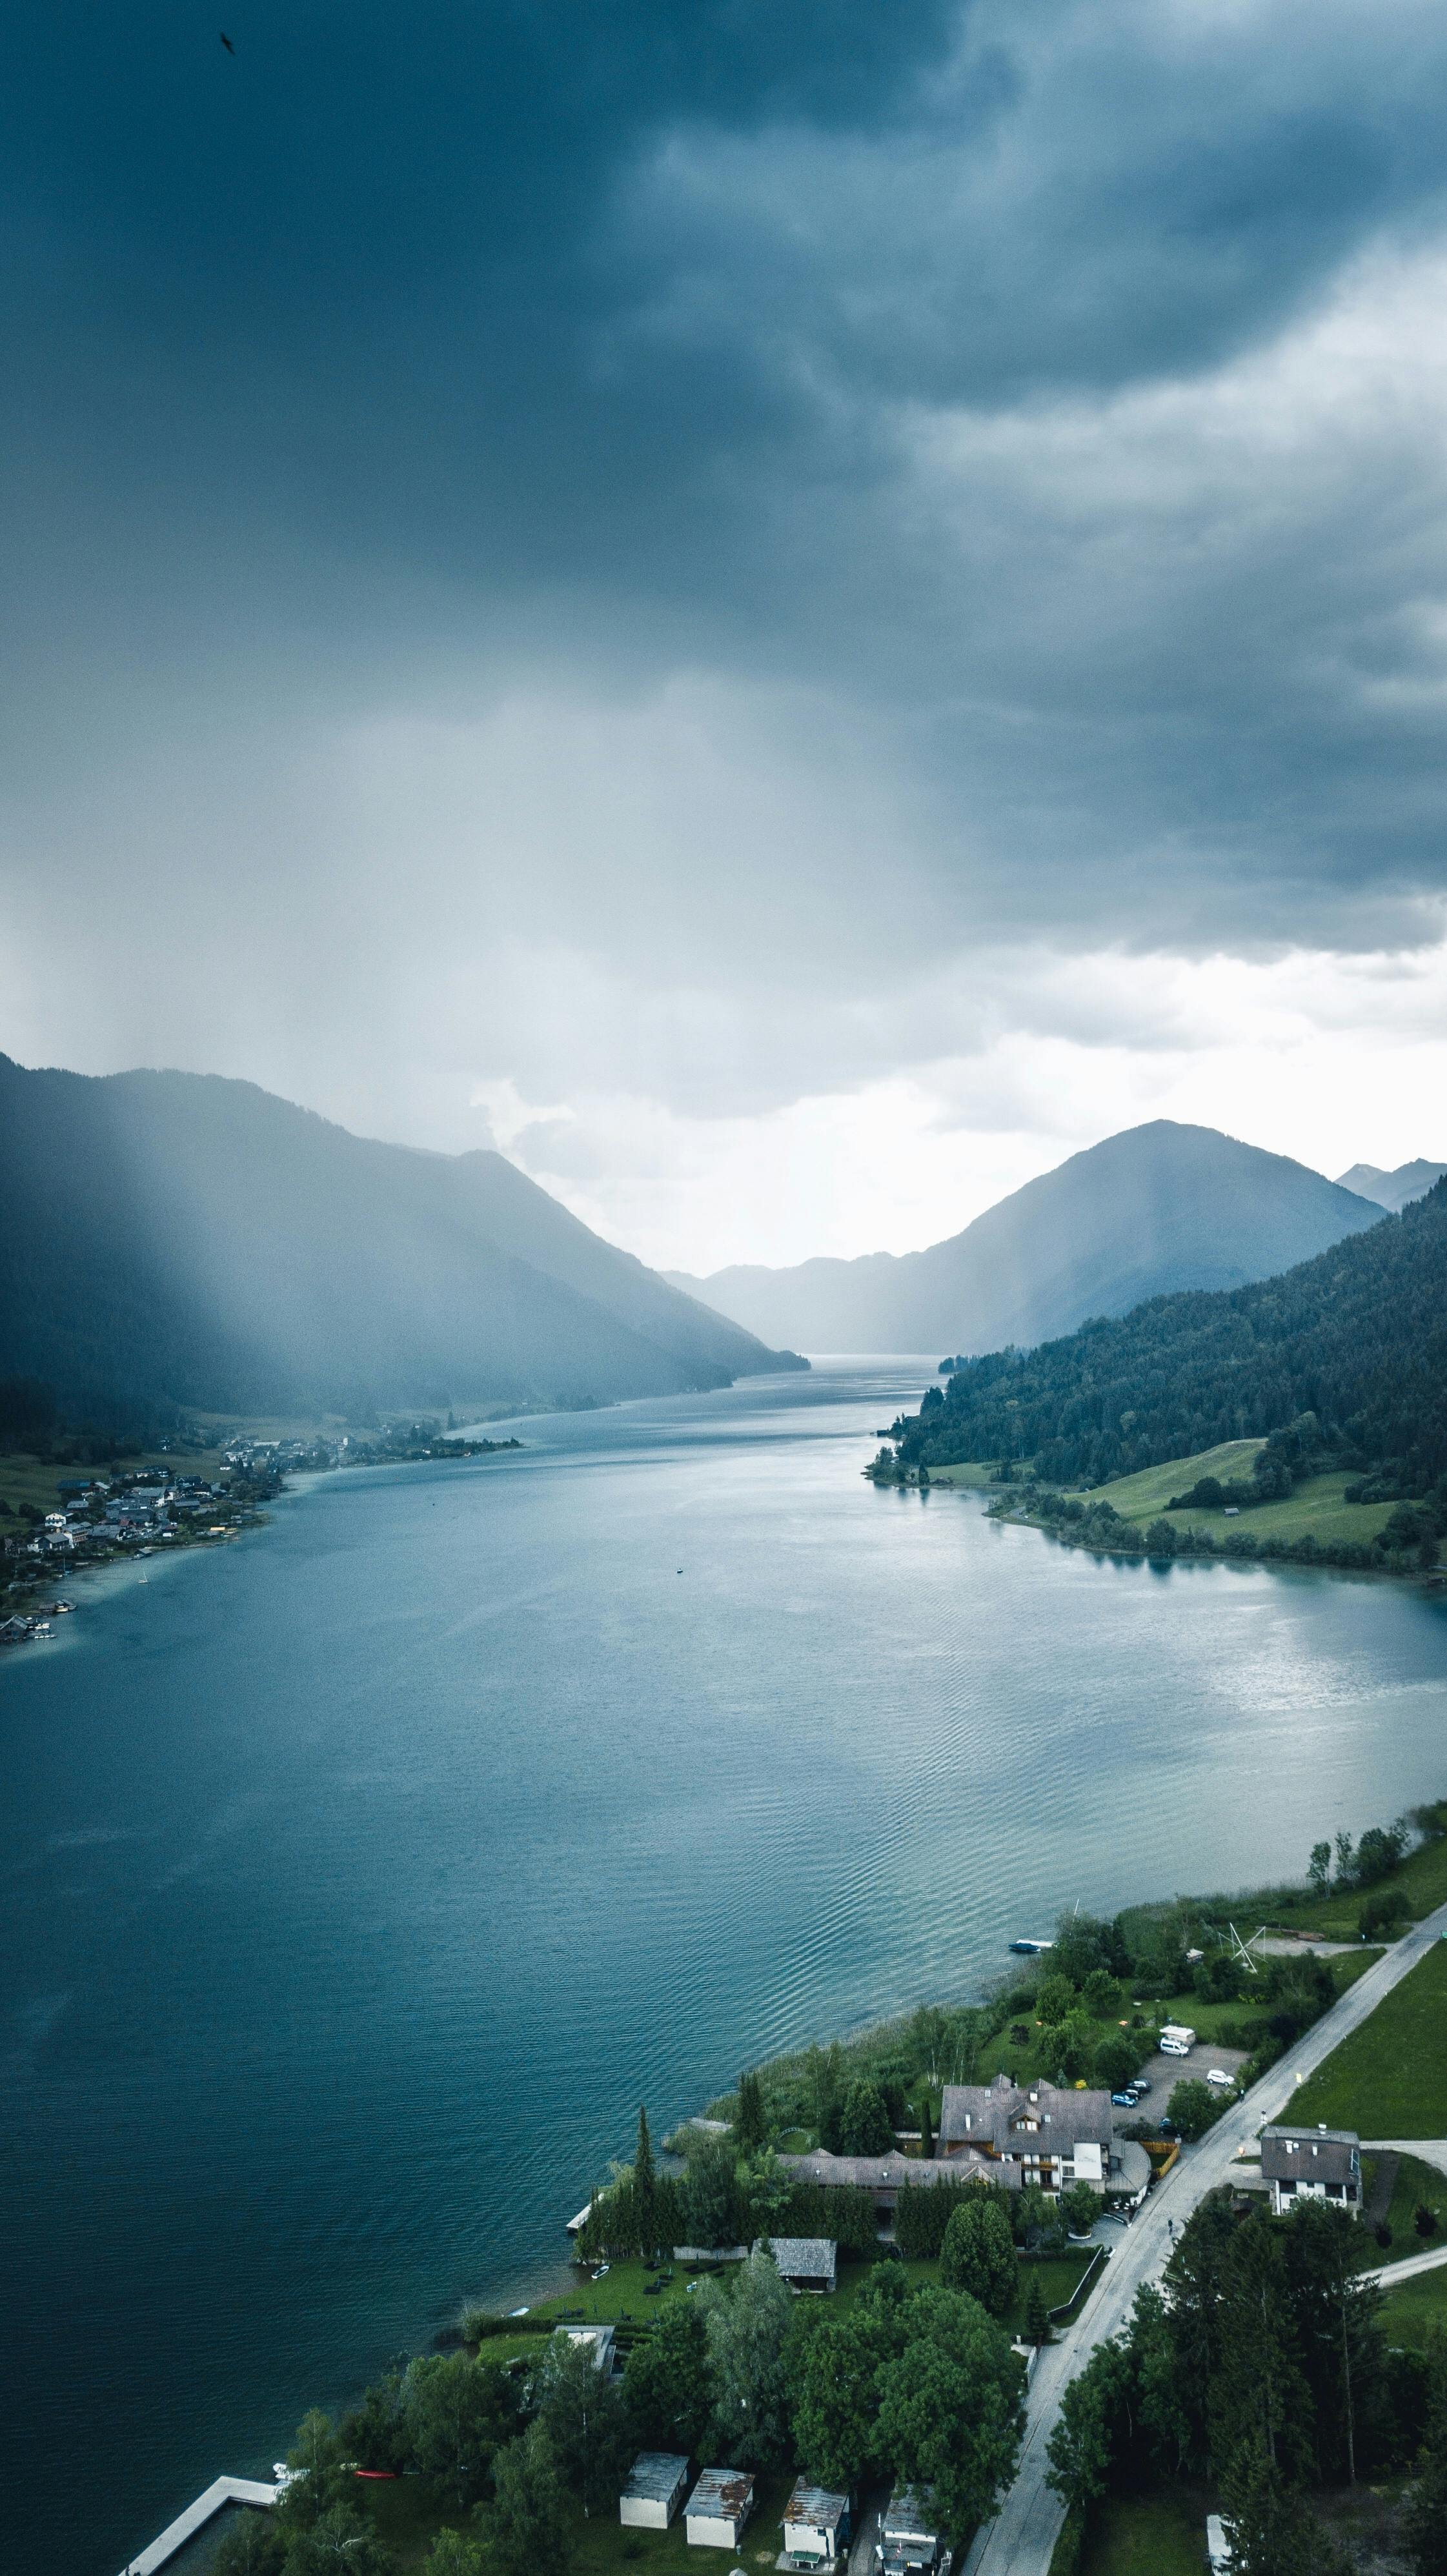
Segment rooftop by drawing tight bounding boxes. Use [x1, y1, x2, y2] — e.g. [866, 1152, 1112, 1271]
[785, 2482, 850, 2533]
[623, 2454, 691, 2504]
[688, 2470, 755, 2518]
[1260, 2124, 1360, 2186]
[940, 2075, 1113, 2155]
[769, 2237, 837, 2279]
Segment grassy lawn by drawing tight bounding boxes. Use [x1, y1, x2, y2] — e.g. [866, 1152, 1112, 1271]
[1078, 2489, 1207, 2574]
[1366, 2150, 1447, 2253]
[1290, 1942, 1447, 2135]
[1066, 1441, 1406, 1558]
[1378, 2258, 1447, 2353]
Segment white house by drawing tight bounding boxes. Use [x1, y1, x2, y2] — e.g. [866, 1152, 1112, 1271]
[685, 2469, 755, 2550]
[620, 2453, 691, 2530]
[1260, 2124, 1362, 2218]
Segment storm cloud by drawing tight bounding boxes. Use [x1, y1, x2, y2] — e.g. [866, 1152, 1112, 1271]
[4, 0, 1447, 1263]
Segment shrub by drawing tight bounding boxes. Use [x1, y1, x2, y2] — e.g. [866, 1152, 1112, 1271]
[1062, 2183, 1102, 2238]
[1414, 2203, 1439, 2239]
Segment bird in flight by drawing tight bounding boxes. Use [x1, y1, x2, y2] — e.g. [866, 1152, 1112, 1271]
[219, 30, 236, 52]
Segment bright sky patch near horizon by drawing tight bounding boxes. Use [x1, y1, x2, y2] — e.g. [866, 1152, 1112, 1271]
[3, 0, 1447, 1272]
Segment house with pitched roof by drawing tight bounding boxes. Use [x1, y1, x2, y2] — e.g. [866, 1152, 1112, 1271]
[1260, 2124, 1362, 2218]
[938, 2075, 1113, 2197]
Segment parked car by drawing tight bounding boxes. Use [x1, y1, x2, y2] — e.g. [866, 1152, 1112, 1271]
[1128, 2079, 1150, 2098]
[1206, 2069, 1235, 2090]
[1111, 2090, 1137, 2107]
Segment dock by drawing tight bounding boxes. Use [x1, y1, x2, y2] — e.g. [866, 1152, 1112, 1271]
[117, 2474, 278, 2574]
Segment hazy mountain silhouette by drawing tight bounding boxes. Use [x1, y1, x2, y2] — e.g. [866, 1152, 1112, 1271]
[1335, 1157, 1446, 1214]
[670, 1123, 1383, 1356]
[0, 1056, 800, 1423]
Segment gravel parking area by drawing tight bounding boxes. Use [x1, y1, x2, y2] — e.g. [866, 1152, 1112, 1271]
[1111, 2041, 1251, 2137]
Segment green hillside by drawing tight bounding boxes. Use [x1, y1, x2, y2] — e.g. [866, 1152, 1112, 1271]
[1069, 1440, 1402, 1554]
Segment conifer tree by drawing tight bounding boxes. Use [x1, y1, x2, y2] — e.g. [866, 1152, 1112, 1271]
[736, 2069, 767, 2154]
[635, 2104, 657, 2258]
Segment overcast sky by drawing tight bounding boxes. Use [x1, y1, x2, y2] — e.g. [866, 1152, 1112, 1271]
[5, 0, 1447, 1271]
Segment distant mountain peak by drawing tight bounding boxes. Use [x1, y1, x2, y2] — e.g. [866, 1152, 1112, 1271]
[1335, 1158, 1446, 1214]
[680, 1120, 1384, 1357]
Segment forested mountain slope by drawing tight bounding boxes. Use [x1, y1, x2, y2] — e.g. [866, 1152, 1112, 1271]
[0, 1056, 799, 1425]
[673, 1122, 1382, 1354]
[895, 1178, 1446, 1496]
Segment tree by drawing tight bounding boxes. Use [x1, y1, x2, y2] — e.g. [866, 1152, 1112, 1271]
[1402, 2333, 1447, 2576]
[919, 2093, 935, 2158]
[1082, 1967, 1118, 2018]
[1035, 1974, 1076, 2025]
[1282, 2197, 1383, 2486]
[1022, 2275, 1050, 2348]
[212, 2511, 287, 2576]
[1166, 2078, 1219, 2142]
[838, 2078, 893, 2155]
[536, 2335, 632, 2513]
[1093, 2034, 1138, 2095]
[341, 2370, 415, 2476]
[682, 2137, 740, 2248]
[1145, 1517, 1177, 1556]
[623, 2298, 713, 2455]
[635, 2104, 658, 2257]
[403, 2354, 518, 2506]
[273, 2410, 352, 2537]
[940, 2197, 1017, 2316]
[1047, 2334, 1135, 2504]
[735, 2070, 767, 2155]
[1208, 2217, 1314, 2483]
[425, 2536, 485, 2576]
[487, 2426, 569, 2576]
[1309, 1842, 1332, 1897]
[789, 2271, 911, 2490]
[286, 2506, 398, 2576]
[697, 2243, 795, 2467]
[1220, 2443, 1335, 2576]
[1062, 2183, 1102, 2239]
[875, 2284, 1025, 2542]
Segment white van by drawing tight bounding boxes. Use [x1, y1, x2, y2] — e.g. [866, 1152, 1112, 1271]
[1159, 2024, 1196, 2057]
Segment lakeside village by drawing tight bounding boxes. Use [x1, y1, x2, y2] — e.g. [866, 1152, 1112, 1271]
[167, 1801, 1447, 2576]
[0, 1420, 521, 1649]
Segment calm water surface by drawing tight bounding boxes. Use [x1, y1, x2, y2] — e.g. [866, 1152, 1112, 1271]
[5, 1359, 1446, 2573]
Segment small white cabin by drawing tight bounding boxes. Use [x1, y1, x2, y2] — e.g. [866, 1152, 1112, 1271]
[686, 2469, 755, 2550]
[782, 2479, 851, 2566]
[620, 2453, 691, 2530]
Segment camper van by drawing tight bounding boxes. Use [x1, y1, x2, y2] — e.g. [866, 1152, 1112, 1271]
[1159, 2024, 1196, 2058]
[875, 2488, 947, 2576]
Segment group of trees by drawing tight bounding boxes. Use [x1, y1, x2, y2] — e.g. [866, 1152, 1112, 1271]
[1047, 2192, 1446, 2575]
[219, 2239, 1029, 2576]
[893, 1178, 1447, 1501]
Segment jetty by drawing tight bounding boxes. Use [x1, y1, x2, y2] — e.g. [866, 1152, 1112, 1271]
[117, 2473, 278, 2574]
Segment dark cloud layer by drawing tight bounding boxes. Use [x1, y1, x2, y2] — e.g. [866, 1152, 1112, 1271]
[5, 0, 1447, 1171]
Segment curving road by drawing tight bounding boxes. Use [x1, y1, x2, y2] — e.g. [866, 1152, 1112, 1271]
[961, 1901, 1447, 2576]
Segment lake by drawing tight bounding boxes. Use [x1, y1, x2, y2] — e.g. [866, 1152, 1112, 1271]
[4, 1357, 1446, 2574]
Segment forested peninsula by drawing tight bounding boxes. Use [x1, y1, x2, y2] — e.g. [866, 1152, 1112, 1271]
[884, 1179, 1446, 1539]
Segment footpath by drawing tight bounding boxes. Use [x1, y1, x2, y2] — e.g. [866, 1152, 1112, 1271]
[961, 1900, 1447, 2576]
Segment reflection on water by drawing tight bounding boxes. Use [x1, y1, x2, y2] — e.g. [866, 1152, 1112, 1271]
[3, 1358, 1445, 2573]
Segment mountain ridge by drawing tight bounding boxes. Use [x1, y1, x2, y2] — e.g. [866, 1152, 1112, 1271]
[1335, 1156, 1447, 1214]
[670, 1122, 1383, 1354]
[0, 1055, 802, 1424]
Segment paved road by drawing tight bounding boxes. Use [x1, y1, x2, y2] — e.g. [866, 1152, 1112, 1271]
[1362, 2136, 1447, 2180]
[961, 1902, 1447, 2576]
[1364, 2241, 1447, 2288]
